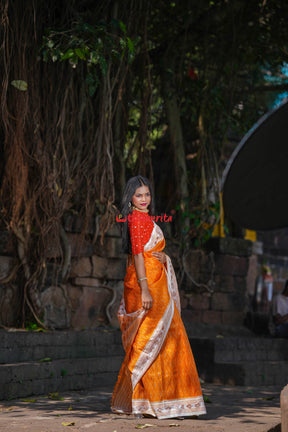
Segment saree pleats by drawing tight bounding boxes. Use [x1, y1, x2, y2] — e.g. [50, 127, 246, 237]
[111, 224, 206, 419]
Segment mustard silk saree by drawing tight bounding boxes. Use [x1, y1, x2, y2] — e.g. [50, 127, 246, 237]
[111, 222, 206, 419]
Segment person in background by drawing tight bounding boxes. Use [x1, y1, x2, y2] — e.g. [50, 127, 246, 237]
[272, 280, 288, 338]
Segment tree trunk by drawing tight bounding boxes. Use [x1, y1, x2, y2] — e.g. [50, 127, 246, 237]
[162, 83, 189, 235]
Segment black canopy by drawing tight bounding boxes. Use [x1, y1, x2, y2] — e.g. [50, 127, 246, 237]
[222, 100, 288, 230]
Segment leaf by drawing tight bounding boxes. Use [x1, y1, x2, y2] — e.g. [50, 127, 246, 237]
[11, 80, 28, 91]
[39, 357, 52, 362]
[20, 398, 37, 403]
[135, 425, 155, 429]
[61, 49, 75, 60]
[75, 48, 87, 60]
[48, 392, 64, 400]
[127, 37, 134, 53]
[61, 422, 75, 426]
[169, 424, 180, 427]
[68, 405, 73, 411]
[203, 395, 212, 403]
[119, 20, 127, 34]
[261, 396, 275, 401]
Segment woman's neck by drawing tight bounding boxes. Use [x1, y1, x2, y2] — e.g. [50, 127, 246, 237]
[132, 206, 149, 213]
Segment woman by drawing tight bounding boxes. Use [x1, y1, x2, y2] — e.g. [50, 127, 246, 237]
[111, 175, 206, 419]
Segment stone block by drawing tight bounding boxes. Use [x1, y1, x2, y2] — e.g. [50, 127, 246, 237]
[198, 252, 214, 274]
[91, 255, 126, 280]
[214, 254, 249, 277]
[108, 258, 127, 279]
[281, 384, 288, 432]
[105, 224, 121, 237]
[233, 276, 247, 292]
[94, 236, 124, 258]
[221, 311, 245, 326]
[206, 237, 253, 257]
[41, 285, 71, 329]
[70, 286, 112, 329]
[66, 284, 82, 312]
[73, 277, 102, 287]
[0, 284, 20, 326]
[179, 290, 188, 309]
[214, 275, 235, 292]
[246, 254, 258, 296]
[181, 309, 203, 323]
[211, 292, 246, 312]
[68, 234, 93, 257]
[70, 257, 92, 278]
[202, 310, 222, 324]
[91, 255, 109, 278]
[183, 250, 200, 281]
[188, 292, 210, 310]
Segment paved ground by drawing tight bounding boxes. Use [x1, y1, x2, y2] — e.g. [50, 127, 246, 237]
[0, 383, 282, 432]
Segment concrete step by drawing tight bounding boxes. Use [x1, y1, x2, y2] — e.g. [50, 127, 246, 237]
[191, 337, 288, 387]
[0, 329, 124, 364]
[1, 329, 288, 400]
[212, 360, 288, 387]
[0, 356, 123, 400]
[214, 337, 288, 362]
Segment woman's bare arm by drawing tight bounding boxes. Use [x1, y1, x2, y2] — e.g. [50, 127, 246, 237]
[134, 253, 153, 310]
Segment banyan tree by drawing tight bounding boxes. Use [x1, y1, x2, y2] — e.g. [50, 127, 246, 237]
[1, 0, 288, 328]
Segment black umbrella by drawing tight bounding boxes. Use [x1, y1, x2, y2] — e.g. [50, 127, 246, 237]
[222, 99, 288, 230]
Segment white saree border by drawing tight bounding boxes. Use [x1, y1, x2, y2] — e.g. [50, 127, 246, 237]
[117, 298, 147, 352]
[144, 222, 180, 314]
[132, 396, 207, 419]
[131, 296, 174, 389]
[131, 223, 175, 390]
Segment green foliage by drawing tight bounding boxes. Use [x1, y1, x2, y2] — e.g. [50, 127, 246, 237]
[175, 199, 225, 248]
[11, 80, 28, 91]
[25, 321, 46, 332]
[41, 19, 140, 95]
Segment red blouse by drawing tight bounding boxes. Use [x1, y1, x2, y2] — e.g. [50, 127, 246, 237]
[129, 209, 154, 255]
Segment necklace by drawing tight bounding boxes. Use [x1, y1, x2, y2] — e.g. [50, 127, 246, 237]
[132, 206, 149, 213]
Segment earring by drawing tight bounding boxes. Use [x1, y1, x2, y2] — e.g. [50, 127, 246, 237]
[128, 202, 131, 208]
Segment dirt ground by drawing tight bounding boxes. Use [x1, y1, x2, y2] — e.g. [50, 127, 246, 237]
[0, 383, 282, 432]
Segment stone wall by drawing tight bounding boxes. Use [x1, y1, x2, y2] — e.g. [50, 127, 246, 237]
[0, 224, 126, 330]
[179, 238, 261, 326]
[0, 221, 262, 329]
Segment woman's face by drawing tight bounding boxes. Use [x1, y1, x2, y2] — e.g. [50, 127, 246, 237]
[132, 185, 151, 211]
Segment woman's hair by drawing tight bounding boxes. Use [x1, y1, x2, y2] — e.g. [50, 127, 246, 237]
[120, 175, 155, 254]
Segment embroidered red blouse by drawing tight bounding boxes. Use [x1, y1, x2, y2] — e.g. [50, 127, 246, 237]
[129, 209, 154, 255]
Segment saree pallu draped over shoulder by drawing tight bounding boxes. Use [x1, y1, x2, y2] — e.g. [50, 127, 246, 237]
[111, 223, 206, 419]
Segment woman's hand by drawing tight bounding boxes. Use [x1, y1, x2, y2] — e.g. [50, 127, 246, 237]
[152, 251, 166, 264]
[141, 287, 153, 310]
[134, 252, 153, 310]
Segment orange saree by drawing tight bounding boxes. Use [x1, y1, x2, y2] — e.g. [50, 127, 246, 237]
[111, 222, 206, 419]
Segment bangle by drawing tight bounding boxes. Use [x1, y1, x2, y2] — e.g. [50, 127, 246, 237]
[138, 277, 147, 283]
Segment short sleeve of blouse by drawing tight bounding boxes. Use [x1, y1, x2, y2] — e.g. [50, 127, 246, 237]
[129, 211, 153, 255]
